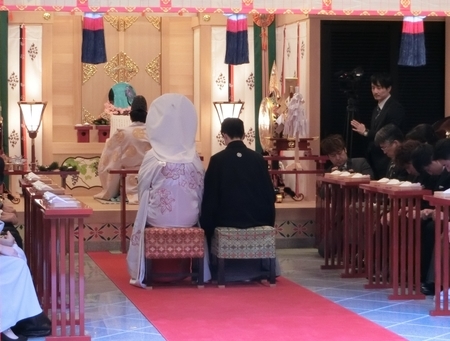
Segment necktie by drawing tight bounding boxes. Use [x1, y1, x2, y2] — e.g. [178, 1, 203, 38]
[375, 106, 381, 120]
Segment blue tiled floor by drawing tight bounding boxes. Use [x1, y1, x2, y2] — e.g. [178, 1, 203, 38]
[30, 248, 450, 341]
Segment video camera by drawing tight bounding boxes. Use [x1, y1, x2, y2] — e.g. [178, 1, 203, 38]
[335, 67, 364, 95]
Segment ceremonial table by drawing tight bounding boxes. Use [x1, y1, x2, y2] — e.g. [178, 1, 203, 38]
[423, 194, 450, 316]
[317, 175, 370, 277]
[361, 183, 430, 300]
[34, 199, 92, 340]
[5, 169, 79, 189]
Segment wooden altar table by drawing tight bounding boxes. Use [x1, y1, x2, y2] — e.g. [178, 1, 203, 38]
[423, 195, 450, 316]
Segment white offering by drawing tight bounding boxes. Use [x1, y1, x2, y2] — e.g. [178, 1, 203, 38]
[339, 171, 352, 177]
[25, 172, 40, 181]
[351, 173, 366, 178]
[377, 177, 390, 183]
[386, 179, 401, 185]
[331, 170, 341, 175]
[434, 188, 450, 198]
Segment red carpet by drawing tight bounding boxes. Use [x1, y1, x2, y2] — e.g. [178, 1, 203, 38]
[89, 252, 405, 341]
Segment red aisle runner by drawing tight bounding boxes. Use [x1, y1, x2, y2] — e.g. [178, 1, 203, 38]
[88, 252, 405, 341]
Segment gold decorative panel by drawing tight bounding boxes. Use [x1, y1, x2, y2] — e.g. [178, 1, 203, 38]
[145, 54, 161, 84]
[145, 16, 161, 31]
[83, 63, 97, 84]
[104, 14, 138, 31]
[82, 107, 95, 124]
[104, 52, 139, 83]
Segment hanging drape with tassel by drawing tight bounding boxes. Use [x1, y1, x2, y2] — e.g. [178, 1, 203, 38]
[82, 13, 107, 64]
[398, 16, 426, 67]
[225, 14, 249, 65]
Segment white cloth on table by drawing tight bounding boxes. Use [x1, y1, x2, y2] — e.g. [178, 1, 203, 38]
[0, 255, 42, 332]
[94, 122, 151, 204]
[126, 94, 211, 287]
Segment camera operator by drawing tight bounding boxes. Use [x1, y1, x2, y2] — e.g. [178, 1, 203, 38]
[350, 72, 405, 179]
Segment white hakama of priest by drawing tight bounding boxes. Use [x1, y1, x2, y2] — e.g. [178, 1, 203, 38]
[0, 255, 42, 333]
[94, 122, 151, 204]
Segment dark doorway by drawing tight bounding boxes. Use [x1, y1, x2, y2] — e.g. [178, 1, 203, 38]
[320, 20, 445, 158]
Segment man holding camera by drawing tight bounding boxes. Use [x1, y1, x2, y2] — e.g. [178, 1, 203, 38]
[351, 72, 405, 179]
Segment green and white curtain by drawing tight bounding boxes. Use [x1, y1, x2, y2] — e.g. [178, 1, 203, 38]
[8, 25, 43, 194]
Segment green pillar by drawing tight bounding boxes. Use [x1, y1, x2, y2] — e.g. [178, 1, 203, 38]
[253, 20, 276, 154]
[0, 12, 8, 188]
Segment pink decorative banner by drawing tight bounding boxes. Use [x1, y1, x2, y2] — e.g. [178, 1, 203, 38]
[0, 0, 449, 16]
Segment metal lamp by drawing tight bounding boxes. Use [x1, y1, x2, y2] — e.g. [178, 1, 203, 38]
[213, 101, 244, 124]
[18, 101, 46, 171]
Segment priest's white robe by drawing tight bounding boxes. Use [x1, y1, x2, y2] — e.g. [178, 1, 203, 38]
[94, 122, 151, 204]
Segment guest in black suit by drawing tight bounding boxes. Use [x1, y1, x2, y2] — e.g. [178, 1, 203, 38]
[320, 134, 374, 178]
[351, 72, 405, 179]
[410, 142, 450, 295]
[405, 123, 440, 146]
[374, 124, 408, 180]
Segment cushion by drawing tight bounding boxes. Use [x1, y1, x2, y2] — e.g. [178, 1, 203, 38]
[212, 226, 276, 259]
[145, 227, 204, 259]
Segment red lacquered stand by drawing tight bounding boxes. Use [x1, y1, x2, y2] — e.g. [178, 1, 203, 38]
[95, 125, 110, 143]
[74, 125, 93, 143]
[360, 183, 391, 289]
[384, 186, 429, 300]
[361, 184, 430, 300]
[109, 168, 138, 253]
[34, 199, 93, 340]
[317, 176, 369, 277]
[423, 195, 450, 316]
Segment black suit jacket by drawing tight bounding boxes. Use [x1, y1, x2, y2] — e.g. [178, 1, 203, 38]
[367, 96, 405, 179]
[199, 140, 276, 241]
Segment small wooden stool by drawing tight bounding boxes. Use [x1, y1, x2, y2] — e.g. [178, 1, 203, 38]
[144, 227, 205, 288]
[211, 226, 276, 287]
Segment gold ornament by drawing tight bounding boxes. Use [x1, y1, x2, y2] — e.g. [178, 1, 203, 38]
[145, 54, 161, 84]
[104, 14, 138, 31]
[83, 63, 97, 84]
[104, 52, 139, 83]
[82, 107, 96, 124]
[145, 16, 161, 30]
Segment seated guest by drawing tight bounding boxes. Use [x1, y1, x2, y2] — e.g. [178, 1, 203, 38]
[1, 237, 43, 341]
[412, 143, 450, 192]
[317, 135, 373, 257]
[418, 139, 450, 295]
[394, 139, 421, 178]
[94, 95, 151, 204]
[405, 123, 440, 146]
[320, 134, 374, 178]
[200, 118, 278, 282]
[374, 123, 408, 180]
[127, 93, 211, 287]
[434, 138, 450, 172]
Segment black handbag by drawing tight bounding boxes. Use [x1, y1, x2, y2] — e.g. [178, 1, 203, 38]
[11, 312, 51, 337]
